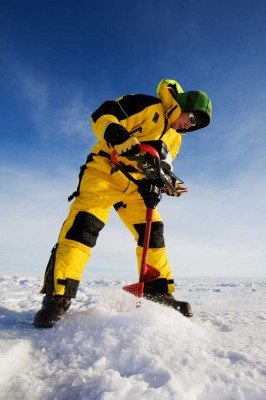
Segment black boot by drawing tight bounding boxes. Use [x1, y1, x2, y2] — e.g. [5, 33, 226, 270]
[33, 295, 71, 328]
[144, 293, 193, 317]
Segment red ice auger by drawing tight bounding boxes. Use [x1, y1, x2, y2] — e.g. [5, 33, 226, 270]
[111, 142, 184, 307]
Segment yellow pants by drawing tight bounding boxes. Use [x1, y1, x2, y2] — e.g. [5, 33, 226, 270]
[42, 156, 175, 296]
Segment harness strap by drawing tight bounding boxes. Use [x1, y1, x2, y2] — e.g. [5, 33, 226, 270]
[68, 151, 139, 202]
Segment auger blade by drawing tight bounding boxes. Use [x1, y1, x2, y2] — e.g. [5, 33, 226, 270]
[122, 282, 144, 297]
[122, 264, 160, 299]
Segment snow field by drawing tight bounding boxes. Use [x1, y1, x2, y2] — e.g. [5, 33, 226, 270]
[0, 275, 265, 400]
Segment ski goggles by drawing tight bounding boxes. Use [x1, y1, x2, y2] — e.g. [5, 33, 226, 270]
[188, 112, 196, 127]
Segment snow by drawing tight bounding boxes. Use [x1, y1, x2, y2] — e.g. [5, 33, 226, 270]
[0, 275, 265, 400]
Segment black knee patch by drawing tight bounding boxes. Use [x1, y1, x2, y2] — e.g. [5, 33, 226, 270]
[134, 221, 165, 248]
[144, 278, 175, 295]
[66, 211, 105, 247]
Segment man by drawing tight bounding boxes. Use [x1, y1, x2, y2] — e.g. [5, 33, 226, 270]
[33, 79, 212, 328]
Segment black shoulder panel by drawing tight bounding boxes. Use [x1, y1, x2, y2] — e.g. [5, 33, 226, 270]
[91, 95, 162, 123]
[118, 94, 161, 119]
[91, 101, 127, 123]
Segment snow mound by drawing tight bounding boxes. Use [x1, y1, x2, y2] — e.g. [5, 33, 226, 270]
[0, 275, 265, 400]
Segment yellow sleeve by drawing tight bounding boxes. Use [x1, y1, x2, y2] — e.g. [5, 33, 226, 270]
[162, 129, 182, 160]
[91, 114, 121, 142]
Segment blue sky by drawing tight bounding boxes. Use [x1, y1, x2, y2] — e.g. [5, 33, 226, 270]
[0, 0, 265, 279]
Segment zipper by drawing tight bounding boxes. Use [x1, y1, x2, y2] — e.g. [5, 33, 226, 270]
[130, 127, 142, 135]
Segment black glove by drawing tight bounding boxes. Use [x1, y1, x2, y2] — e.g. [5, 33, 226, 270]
[104, 123, 140, 156]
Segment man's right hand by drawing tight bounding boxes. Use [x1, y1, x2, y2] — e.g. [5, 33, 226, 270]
[104, 122, 140, 156]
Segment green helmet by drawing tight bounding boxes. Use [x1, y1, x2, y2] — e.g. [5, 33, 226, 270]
[175, 91, 212, 132]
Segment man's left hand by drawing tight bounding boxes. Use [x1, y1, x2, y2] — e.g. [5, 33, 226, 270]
[163, 183, 188, 197]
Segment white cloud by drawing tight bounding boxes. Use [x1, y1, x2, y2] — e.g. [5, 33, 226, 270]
[56, 96, 91, 138]
[161, 175, 266, 277]
[0, 164, 135, 279]
[1, 163, 265, 280]
[20, 75, 49, 115]
[6, 62, 94, 140]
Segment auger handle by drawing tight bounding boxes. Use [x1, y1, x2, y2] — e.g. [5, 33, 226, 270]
[139, 143, 160, 160]
[111, 143, 161, 165]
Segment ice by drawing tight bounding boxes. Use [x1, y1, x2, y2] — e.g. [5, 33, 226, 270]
[0, 274, 265, 400]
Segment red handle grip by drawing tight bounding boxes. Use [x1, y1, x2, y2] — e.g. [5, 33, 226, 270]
[111, 143, 160, 165]
[139, 143, 160, 159]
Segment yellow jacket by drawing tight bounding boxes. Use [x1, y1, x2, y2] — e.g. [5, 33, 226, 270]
[90, 80, 184, 168]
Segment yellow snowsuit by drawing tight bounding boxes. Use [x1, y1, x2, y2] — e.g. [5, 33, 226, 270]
[41, 80, 184, 297]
